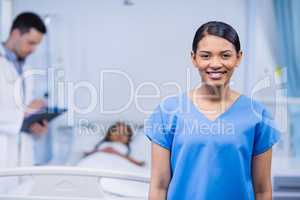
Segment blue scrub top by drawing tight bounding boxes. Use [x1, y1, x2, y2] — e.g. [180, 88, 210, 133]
[145, 93, 280, 200]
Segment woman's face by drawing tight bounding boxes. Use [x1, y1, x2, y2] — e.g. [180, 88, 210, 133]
[108, 125, 131, 144]
[191, 35, 242, 87]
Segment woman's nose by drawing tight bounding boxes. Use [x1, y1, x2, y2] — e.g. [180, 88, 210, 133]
[209, 57, 223, 68]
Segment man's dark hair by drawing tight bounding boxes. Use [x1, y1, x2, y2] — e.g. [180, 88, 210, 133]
[10, 12, 47, 34]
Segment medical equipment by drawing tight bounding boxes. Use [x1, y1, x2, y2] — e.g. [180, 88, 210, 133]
[272, 157, 300, 199]
[273, 175, 300, 200]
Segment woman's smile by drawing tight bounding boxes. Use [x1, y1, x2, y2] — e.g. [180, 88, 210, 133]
[206, 69, 228, 80]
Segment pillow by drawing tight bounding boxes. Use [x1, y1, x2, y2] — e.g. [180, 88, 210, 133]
[130, 128, 151, 168]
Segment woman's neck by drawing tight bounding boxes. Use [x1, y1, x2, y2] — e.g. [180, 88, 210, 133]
[196, 84, 231, 102]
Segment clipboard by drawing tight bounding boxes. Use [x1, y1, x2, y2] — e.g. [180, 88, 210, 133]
[21, 107, 67, 133]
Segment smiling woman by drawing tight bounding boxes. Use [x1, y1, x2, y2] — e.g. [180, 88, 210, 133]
[145, 21, 280, 200]
[191, 21, 242, 89]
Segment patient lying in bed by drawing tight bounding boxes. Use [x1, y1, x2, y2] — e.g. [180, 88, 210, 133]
[85, 122, 145, 167]
[5, 122, 149, 198]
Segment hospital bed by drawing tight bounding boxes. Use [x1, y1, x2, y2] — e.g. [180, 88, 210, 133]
[0, 120, 150, 200]
[0, 166, 149, 200]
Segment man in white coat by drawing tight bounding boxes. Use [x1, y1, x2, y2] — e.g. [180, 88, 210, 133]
[0, 12, 49, 192]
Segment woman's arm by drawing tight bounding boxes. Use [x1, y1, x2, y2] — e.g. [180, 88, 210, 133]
[252, 149, 273, 200]
[149, 143, 171, 200]
[125, 156, 145, 166]
[99, 147, 145, 166]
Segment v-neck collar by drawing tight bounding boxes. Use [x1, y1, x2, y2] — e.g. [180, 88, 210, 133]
[184, 92, 244, 123]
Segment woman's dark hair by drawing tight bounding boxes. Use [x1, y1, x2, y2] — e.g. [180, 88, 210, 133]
[11, 12, 47, 34]
[192, 21, 241, 53]
[94, 122, 133, 156]
[104, 122, 133, 144]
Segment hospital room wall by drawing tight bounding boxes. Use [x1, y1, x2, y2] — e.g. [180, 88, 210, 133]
[0, 0, 12, 41]
[251, 0, 279, 100]
[10, 0, 276, 123]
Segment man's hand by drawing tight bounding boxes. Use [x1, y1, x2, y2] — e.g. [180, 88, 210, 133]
[29, 119, 48, 136]
[25, 99, 46, 117]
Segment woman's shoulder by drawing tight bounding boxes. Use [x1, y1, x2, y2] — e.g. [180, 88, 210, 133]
[239, 94, 270, 117]
[158, 93, 186, 112]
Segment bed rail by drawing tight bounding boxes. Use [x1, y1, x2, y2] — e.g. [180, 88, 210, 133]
[0, 166, 149, 200]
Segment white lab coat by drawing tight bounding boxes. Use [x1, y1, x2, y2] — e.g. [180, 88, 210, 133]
[0, 45, 34, 193]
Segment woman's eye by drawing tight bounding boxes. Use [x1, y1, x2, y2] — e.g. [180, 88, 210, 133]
[222, 54, 232, 59]
[200, 54, 210, 59]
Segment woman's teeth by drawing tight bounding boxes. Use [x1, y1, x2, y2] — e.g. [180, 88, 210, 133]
[206, 71, 227, 79]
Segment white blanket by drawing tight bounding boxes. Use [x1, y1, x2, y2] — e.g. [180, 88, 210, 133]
[97, 141, 129, 156]
[78, 151, 150, 198]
